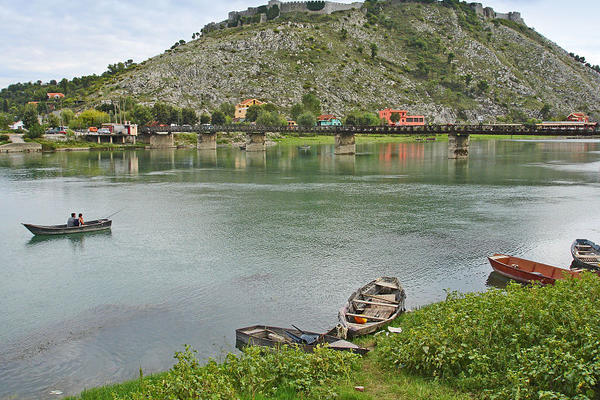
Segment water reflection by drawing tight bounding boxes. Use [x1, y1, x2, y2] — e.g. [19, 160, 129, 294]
[485, 271, 511, 289]
[27, 231, 113, 251]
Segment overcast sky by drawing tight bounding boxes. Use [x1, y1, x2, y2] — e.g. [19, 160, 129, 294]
[0, 0, 598, 89]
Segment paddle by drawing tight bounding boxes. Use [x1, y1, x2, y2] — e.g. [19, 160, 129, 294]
[291, 325, 320, 345]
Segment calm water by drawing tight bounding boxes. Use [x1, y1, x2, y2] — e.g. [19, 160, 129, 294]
[1, 140, 600, 399]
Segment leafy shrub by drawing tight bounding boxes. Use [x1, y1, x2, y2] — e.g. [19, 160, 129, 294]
[116, 345, 359, 400]
[306, 1, 325, 11]
[377, 274, 600, 399]
[0, 134, 9, 142]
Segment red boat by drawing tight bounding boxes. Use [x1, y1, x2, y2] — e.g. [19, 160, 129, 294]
[487, 254, 579, 285]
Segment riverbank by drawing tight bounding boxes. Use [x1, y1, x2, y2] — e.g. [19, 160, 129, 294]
[65, 275, 600, 400]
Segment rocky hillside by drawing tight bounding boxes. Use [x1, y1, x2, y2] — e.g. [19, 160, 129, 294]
[95, 1, 600, 123]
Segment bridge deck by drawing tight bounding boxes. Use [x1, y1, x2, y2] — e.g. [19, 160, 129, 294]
[142, 124, 599, 137]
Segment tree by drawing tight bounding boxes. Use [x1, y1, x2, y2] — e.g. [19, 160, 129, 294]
[266, 4, 280, 20]
[152, 103, 172, 124]
[370, 43, 378, 59]
[245, 104, 263, 122]
[25, 123, 44, 138]
[200, 113, 211, 124]
[358, 112, 380, 126]
[22, 104, 38, 129]
[132, 104, 153, 126]
[301, 93, 321, 116]
[344, 113, 359, 126]
[47, 113, 60, 128]
[297, 111, 316, 127]
[181, 107, 198, 125]
[290, 104, 305, 121]
[540, 104, 551, 120]
[211, 110, 226, 125]
[77, 109, 109, 128]
[218, 102, 235, 118]
[256, 111, 286, 126]
[0, 113, 12, 129]
[169, 107, 181, 125]
[2, 99, 8, 113]
[61, 109, 75, 126]
[447, 52, 455, 64]
[390, 112, 400, 124]
[464, 73, 473, 87]
[477, 80, 489, 93]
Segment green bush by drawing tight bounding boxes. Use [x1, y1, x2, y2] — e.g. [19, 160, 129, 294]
[116, 345, 359, 400]
[306, 1, 325, 11]
[377, 274, 600, 399]
[0, 134, 9, 142]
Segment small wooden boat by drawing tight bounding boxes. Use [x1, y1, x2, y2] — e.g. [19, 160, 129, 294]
[487, 254, 579, 285]
[22, 219, 112, 236]
[235, 325, 369, 355]
[335, 277, 406, 338]
[571, 239, 600, 270]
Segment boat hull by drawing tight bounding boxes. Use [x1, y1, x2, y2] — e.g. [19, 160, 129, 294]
[235, 325, 369, 355]
[337, 277, 406, 338]
[570, 239, 600, 271]
[22, 219, 112, 236]
[487, 254, 578, 285]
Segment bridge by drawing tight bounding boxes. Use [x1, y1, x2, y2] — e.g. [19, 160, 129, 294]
[140, 124, 599, 158]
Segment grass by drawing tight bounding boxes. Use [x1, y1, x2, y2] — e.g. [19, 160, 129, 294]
[30, 138, 145, 152]
[174, 132, 198, 147]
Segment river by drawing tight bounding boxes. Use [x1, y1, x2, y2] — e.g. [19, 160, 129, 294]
[1, 139, 599, 399]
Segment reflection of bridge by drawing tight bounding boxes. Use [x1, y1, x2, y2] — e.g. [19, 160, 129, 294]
[140, 124, 600, 158]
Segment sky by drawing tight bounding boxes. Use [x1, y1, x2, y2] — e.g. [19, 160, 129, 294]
[0, 0, 598, 89]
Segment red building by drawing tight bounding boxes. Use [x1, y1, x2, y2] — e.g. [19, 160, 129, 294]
[379, 109, 425, 126]
[567, 112, 590, 122]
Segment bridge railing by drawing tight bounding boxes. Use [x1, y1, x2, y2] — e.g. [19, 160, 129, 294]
[140, 124, 599, 136]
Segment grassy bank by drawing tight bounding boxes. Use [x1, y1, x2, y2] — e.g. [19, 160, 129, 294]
[66, 275, 600, 400]
[27, 138, 146, 152]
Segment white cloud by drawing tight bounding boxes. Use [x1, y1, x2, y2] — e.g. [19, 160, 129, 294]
[0, 0, 598, 88]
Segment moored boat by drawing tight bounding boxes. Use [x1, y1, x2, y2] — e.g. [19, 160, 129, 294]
[335, 277, 406, 339]
[487, 253, 579, 285]
[570, 239, 600, 271]
[22, 219, 112, 236]
[235, 325, 369, 355]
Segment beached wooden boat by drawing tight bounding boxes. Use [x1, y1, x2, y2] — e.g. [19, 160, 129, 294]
[571, 239, 600, 270]
[235, 325, 369, 355]
[335, 277, 406, 338]
[22, 219, 112, 236]
[487, 254, 579, 285]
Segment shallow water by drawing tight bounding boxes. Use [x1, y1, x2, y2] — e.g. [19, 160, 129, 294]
[1, 140, 600, 399]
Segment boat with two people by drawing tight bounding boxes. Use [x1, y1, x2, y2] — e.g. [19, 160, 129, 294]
[570, 239, 600, 271]
[22, 218, 112, 236]
[235, 325, 369, 355]
[332, 277, 406, 339]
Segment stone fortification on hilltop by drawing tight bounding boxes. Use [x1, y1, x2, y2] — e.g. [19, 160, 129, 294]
[203, 0, 524, 33]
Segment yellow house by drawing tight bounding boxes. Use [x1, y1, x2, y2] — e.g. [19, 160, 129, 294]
[235, 98, 265, 120]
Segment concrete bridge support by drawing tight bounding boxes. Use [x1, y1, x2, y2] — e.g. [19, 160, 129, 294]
[197, 132, 217, 150]
[448, 133, 470, 159]
[335, 133, 356, 155]
[246, 132, 266, 152]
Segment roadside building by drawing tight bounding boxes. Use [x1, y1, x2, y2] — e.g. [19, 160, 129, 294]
[567, 112, 590, 122]
[379, 108, 425, 126]
[101, 122, 138, 135]
[10, 121, 24, 130]
[287, 119, 297, 127]
[317, 114, 342, 126]
[47, 93, 65, 100]
[234, 99, 265, 120]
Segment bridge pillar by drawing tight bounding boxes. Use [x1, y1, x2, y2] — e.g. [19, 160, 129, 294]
[246, 132, 266, 152]
[448, 133, 470, 159]
[335, 133, 355, 155]
[197, 132, 217, 150]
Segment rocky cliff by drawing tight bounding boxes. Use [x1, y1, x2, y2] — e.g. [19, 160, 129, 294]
[96, 1, 600, 123]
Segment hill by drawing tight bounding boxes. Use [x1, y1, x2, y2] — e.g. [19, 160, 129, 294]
[7, 0, 600, 123]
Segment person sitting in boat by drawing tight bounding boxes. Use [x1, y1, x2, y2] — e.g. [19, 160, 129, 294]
[78, 213, 84, 226]
[67, 213, 78, 227]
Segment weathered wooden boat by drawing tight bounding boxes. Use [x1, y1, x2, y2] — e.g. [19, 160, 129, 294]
[487, 254, 579, 285]
[335, 277, 406, 338]
[235, 325, 369, 355]
[22, 219, 112, 236]
[571, 239, 600, 270]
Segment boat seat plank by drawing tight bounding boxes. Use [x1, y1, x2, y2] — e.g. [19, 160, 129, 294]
[243, 328, 266, 335]
[375, 281, 399, 290]
[346, 312, 388, 322]
[363, 293, 398, 304]
[353, 299, 398, 308]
